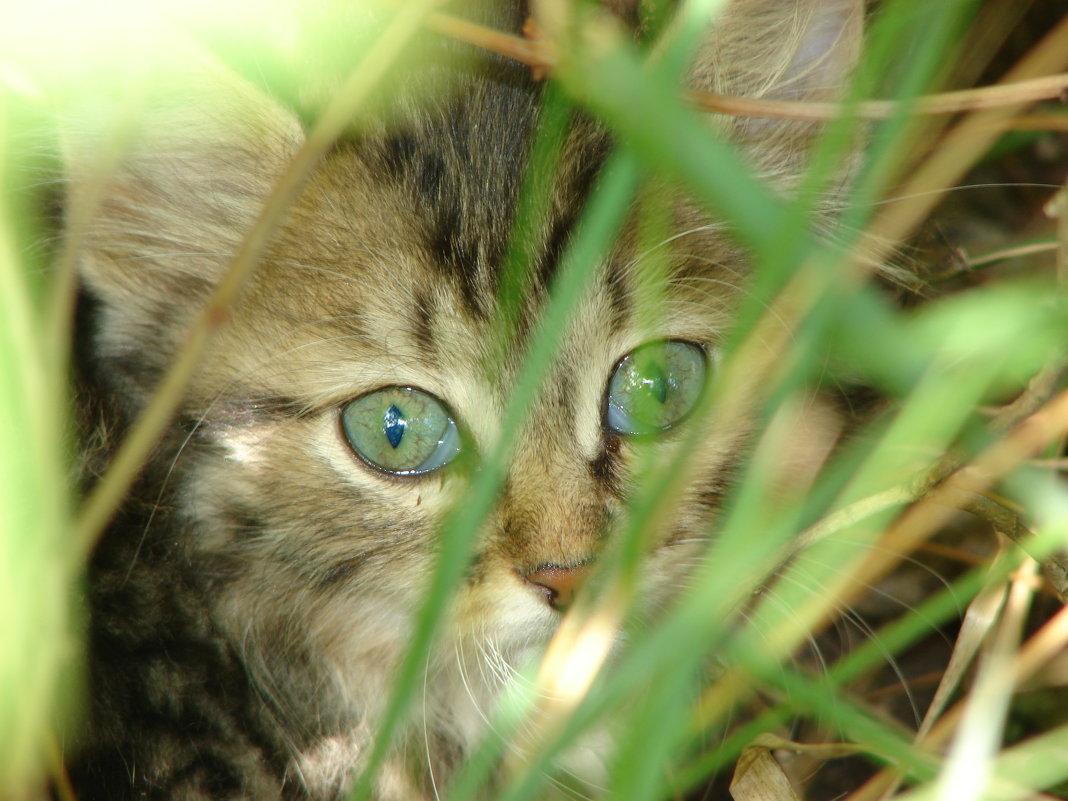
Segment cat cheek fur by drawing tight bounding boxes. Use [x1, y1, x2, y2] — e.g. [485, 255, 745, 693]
[69, 1, 863, 798]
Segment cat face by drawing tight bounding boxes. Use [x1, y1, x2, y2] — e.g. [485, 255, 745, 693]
[71, 0, 862, 795]
[95, 100, 748, 693]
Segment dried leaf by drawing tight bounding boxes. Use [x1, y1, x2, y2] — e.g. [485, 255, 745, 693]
[731, 744, 802, 801]
[731, 735, 865, 801]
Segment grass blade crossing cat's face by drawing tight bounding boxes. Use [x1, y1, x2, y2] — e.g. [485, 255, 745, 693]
[70, 1, 861, 798]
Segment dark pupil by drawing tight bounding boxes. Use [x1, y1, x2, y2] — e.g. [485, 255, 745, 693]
[383, 404, 407, 449]
[640, 365, 668, 404]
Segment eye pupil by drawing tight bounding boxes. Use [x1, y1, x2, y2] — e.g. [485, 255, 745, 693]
[643, 371, 668, 404]
[383, 404, 406, 449]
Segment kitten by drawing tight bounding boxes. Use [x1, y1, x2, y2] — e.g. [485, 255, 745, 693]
[67, 1, 862, 798]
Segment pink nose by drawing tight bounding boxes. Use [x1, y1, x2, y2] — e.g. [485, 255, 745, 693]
[523, 563, 591, 611]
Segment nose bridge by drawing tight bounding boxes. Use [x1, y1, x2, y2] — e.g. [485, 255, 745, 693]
[500, 436, 607, 568]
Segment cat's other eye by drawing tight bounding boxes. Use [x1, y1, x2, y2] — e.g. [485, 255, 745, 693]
[341, 386, 462, 476]
[605, 340, 707, 436]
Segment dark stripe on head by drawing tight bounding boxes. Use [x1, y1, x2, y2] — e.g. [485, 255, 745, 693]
[381, 132, 446, 199]
[551, 369, 577, 417]
[531, 126, 611, 291]
[220, 505, 269, 542]
[693, 485, 726, 515]
[316, 554, 371, 591]
[534, 212, 579, 292]
[605, 262, 633, 332]
[588, 434, 624, 499]
[429, 199, 488, 320]
[691, 447, 747, 515]
[410, 288, 437, 361]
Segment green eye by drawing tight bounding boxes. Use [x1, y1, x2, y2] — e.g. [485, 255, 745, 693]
[341, 386, 462, 476]
[605, 340, 707, 436]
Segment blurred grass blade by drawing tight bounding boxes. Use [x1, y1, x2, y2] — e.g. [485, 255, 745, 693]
[0, 93, 76, 799]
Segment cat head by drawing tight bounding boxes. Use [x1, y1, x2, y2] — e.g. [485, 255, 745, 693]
[70, 0, 862, 784]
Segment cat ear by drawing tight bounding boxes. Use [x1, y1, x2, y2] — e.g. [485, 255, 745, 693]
[685, 0, 864, 190]
[64, 48, 305, 314]
[689, 0, 863, 101]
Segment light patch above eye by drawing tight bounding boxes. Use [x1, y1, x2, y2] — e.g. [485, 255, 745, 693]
[341, 386, 461, 476]
[605, 340, 707, 436]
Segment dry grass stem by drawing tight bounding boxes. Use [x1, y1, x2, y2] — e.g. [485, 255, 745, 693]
[1046, 184, 1067, 284]
[427, 9, 556, 73]
[1009, 114, 1068, 132]
[419, 9, 1068, 121]
[1028, 458, 1068, 469]
[684, 73, 1068, 122]
[955, 242, 1060, 273]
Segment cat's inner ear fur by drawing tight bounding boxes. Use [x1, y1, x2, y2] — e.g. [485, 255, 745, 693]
[688, 0, 863, 101]
[683, 0, 864, 193]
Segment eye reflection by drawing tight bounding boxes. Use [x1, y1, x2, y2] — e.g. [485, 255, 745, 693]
[604, 340, 707, 436]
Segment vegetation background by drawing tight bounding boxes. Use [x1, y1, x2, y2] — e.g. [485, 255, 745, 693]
[1, 0, 1067, 799]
